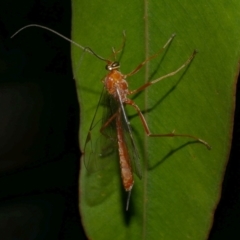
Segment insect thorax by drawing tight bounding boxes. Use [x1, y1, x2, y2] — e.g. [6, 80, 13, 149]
[104, 70, 129, 101]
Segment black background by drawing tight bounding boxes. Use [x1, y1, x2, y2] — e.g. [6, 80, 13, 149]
[0, 0, 85, 239]
[0, 0, 239, 239]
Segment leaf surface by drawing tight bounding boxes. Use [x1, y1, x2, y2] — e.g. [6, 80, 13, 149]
[72, 1, 240, 239]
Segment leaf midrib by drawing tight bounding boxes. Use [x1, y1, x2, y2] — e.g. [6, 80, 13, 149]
[142, 0, 149, 239]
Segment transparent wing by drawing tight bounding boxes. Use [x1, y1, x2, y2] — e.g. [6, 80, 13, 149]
[120, 111, 142, 179]
[83, 87, 118, 172]
[83, 86, 142, 179]
[116, 89, 142, 179]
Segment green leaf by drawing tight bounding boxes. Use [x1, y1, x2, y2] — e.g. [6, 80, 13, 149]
[72, 0, 240, 239]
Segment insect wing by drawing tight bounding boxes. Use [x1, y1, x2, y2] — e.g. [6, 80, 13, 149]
[83, 87, 118, 172]
[116, 89, 142, 179]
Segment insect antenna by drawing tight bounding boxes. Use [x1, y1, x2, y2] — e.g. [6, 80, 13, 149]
[11, 24, 109, 62]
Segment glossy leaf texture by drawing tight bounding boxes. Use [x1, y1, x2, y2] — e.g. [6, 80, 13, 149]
[72, 0, 240, 239]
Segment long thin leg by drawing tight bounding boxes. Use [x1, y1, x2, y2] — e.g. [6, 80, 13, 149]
[125, 99, 211, 149]
[125, 34, 176, 77]
[129, 50, 197, 95]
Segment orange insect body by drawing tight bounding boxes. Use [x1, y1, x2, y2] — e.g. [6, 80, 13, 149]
[104, 66, 128, 101]
[104, 63, 134, 193]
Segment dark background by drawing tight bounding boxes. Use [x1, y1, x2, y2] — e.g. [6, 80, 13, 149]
[0, 0, 85, 239]
[0, 0, 239, 239]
